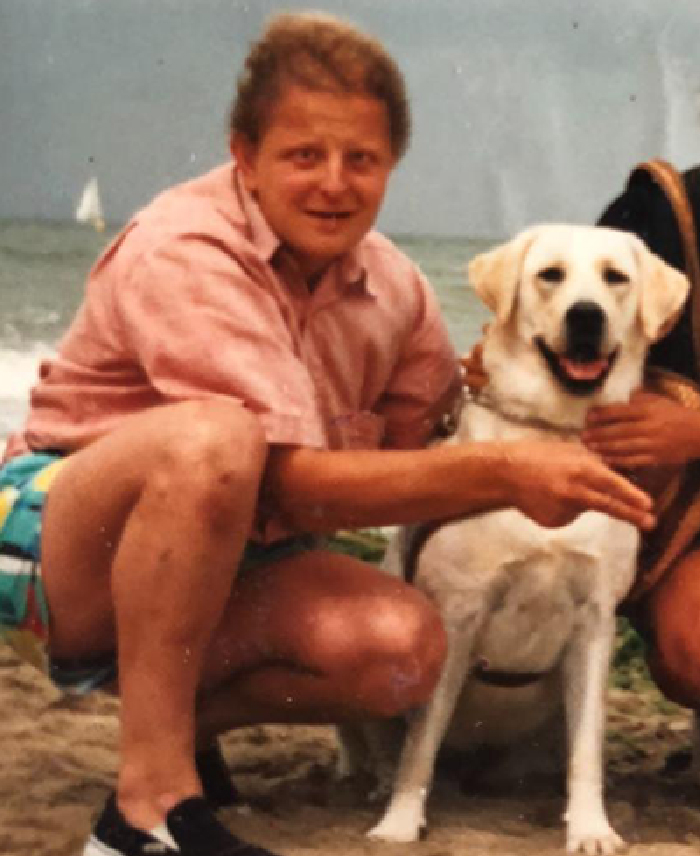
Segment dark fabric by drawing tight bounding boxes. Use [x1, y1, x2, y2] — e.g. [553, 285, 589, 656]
[89, 793, 279, 855]
[597, 166, 700, 381]
[195, 743, 240, 808]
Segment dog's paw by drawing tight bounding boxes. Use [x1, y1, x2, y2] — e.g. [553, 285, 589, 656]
[367, 798, 426, 843]
[566, 821, 626, 855]
[367, 818, 425, 843]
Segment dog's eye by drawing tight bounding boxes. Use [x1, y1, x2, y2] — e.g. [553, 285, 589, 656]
[538, 266, 565, 284]
[603, 267, 629, 286]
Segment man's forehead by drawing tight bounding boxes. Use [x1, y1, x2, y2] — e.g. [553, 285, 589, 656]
[264, 84, 390, 136]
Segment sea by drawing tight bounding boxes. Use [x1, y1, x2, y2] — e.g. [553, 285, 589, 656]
[0, 221, 494, 443]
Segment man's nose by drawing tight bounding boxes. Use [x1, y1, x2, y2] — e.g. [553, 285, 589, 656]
[319, 154, 348, 193]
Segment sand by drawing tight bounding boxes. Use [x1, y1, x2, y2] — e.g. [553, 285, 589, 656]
[2, 640, 700, 856]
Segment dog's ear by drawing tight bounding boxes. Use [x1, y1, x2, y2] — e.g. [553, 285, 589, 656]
[635, 237, 690, 342]
[467, 228, 540, 324]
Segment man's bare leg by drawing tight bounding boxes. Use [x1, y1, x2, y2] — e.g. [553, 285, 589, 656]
[40, 401, 447, 833]
[647, 548, 700, 708]
[194, 552, 447, 741]
[42, 399, 268, 830]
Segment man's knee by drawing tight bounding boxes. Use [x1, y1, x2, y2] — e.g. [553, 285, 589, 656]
[148, 400, 268, 531]
[647, 558, 700, 708]
[648, 630, 700, 709]
[309, 590, 447, 718]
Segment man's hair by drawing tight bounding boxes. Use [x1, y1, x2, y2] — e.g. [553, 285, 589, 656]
[229, 12, 411, 159]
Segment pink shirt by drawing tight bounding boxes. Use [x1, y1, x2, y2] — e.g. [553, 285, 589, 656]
[7, 164, 459, 462]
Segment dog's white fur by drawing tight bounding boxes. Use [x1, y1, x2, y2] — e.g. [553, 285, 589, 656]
[364, 224, 689, 853]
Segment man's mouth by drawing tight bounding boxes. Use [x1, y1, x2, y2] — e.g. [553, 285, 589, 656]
[307, 210, 353, 221]
[535, 337, 618, 396]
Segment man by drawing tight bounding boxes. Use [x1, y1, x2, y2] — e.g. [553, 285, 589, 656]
[0, 12, 653, 856]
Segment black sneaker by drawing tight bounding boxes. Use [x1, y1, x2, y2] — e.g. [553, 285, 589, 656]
[83, 793, 281, 855]
[661, 747, 693, 776]
[195, 742, 240, 808]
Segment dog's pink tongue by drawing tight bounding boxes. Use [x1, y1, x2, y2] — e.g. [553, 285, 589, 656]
[559, 357, 608, 380]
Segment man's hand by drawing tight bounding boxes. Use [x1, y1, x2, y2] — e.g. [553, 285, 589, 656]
[506, 440, 655, 531]
[583, 391, 700, 470]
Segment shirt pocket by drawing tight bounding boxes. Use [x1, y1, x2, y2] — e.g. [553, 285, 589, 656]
[325, 410, 386, 450]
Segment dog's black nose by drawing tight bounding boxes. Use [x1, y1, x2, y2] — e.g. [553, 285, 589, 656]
[565, 300, 605, 345]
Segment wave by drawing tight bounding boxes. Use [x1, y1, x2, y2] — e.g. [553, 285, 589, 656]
[0, 345, 51, 397]
[0, 346, 54, 444]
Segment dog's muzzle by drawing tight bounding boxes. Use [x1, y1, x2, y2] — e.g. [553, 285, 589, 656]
[536, 301, 618, 396]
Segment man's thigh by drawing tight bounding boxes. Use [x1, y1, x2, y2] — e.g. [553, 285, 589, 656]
[199, 548, 441, 690]
[41, 399, 265, 659]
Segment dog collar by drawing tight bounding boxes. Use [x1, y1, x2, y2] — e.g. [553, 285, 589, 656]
[469, 392, 582, 440]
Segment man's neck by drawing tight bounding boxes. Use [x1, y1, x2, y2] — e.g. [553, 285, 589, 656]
[306, 267, 329, 292]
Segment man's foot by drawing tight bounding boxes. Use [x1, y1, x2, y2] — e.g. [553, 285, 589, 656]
[82, 793, 280, 855]
[196, 742, 240, 808]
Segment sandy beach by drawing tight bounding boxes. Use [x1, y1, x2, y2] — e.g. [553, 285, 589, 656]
[2, 639, 700, 856]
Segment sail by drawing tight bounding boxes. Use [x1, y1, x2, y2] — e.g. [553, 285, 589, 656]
[75, 176, 105, 232]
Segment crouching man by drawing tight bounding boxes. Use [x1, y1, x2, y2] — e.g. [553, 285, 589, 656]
[0, 12, 653, 856]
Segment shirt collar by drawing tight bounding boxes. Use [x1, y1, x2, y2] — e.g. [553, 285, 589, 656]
[338, 246, 375, 296]
[233, 165, 281, 263]
[233, 163, 376, 298]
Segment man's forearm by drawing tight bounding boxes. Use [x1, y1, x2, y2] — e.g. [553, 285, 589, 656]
[263, 443, 517, 533]
[263, 440, 655, 535]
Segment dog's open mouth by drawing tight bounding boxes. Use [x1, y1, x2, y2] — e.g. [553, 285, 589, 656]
[535, 337, 618, 396]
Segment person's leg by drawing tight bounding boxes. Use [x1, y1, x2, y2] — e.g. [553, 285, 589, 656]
[645, 547, 700, 708]
[193, 549, 448, 743]
[41, 398, 448, 837]
[41, 398, 268, 830]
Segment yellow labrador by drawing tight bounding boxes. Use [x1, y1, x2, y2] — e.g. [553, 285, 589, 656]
[366, 225, 688, 853]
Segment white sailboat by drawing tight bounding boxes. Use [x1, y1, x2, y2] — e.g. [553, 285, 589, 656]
[75, 176, 105, 232]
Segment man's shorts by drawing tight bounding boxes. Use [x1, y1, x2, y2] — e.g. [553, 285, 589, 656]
[0, 450, 318, 696]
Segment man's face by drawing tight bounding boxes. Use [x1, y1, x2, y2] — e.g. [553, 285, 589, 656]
[233, 84, 396, 281]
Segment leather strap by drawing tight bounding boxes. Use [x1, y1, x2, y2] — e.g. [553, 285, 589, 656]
[634, 158, 700, 374]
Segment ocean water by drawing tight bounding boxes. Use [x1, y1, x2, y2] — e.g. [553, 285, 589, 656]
[0, 221, 493, 441]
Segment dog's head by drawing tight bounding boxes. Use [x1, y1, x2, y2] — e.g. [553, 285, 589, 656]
[468, 224, 689, 399]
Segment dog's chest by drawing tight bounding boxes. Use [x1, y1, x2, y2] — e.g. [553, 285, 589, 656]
[418, 402, 639, 673]
[417, 511, 635, 668]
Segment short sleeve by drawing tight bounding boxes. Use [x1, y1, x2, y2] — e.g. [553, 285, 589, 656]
[375, 270, 461, 449]
[113, 235, 326, 447]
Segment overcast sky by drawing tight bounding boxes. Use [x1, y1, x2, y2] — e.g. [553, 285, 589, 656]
[2, 0, 699, 236]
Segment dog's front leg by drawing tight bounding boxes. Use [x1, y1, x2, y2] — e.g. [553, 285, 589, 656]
[368, 615, 479, 843]
[562, 602, 624, 854]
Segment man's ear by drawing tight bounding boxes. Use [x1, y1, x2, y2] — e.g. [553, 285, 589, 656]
[230, 133, 258, 193]
[467, 227, 540, 324]
[634, 235, 690, 342]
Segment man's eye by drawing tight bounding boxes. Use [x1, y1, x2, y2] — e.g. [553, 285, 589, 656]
[539, 266, 565, 284]
[603, 267, 629, 286]
[348, 150, 375, 168]
[291, 148, 318, 165]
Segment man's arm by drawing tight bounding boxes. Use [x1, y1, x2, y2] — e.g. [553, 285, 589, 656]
[264, 441, 655, 534]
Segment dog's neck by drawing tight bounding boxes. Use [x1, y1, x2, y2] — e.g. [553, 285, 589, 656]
[468, 390, 583, 439]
